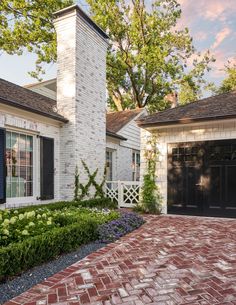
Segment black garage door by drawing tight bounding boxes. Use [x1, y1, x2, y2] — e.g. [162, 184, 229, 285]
[168, 139, 236, 218]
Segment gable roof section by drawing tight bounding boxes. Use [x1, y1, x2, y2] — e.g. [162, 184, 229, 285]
[0, 78, 67, 123]
[0, 78, 141, 139]
[138, 91, 236, 128]
[106, 108, 143, 133]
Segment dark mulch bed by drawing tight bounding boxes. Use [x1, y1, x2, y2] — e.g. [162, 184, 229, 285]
[0, 242, 105, 304]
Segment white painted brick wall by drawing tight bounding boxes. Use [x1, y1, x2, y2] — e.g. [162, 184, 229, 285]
[140, 119, 236, 214]
[54, 8, 108, 200]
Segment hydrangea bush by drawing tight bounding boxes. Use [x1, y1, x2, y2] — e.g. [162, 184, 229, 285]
[0, 206, 118, 247]
[97, 212, 145, 243]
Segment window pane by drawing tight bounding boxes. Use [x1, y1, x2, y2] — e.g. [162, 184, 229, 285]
[6, 132, 33, 198]
[132, 151, 140, 181]
[106, 150, 113, 181]
[20, 134, 26, 151]
[26, 136, 33, 152]
[19, 179, 25, 197]
[6, 182, 11, 198]
[6, 132, 11, 149]
[20, 166, 27, 180]
[26, 182, 33, 196]
[27, 167, 33, 181]
[11, 178, 19, 198]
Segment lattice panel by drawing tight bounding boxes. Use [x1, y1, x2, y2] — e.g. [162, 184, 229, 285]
[105, 183, 118, 202]
[123, 184, 140, 205]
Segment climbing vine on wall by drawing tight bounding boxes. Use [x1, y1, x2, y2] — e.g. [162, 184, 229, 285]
[74, 160, 106, 201]
[137, 134, 162, 214]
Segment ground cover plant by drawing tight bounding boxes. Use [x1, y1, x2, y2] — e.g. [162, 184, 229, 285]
[98, 212, 145, 243]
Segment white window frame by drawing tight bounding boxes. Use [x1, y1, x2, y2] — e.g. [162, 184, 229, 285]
[132, 150, 140, 181]
[6, 128, 38, 205]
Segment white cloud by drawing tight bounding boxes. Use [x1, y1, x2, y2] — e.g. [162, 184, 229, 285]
[212, 27, 231, 49]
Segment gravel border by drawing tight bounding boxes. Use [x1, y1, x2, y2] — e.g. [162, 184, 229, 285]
[0, 242, 106, 304]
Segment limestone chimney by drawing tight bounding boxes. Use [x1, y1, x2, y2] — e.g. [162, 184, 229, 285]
[54, 5, 109, 200]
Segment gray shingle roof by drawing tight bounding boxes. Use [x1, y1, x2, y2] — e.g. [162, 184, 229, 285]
[0, 78, 67, 123]
[138, 91, 236, 127]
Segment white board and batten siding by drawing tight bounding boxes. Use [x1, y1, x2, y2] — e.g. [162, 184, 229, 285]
[118, 109, 146, 151]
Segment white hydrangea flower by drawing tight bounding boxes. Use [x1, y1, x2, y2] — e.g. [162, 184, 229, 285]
[22, 230, 29, 235]
[9, 216, 17, 224]
[2, 219, 10, 226]
[3, 229, 9, 235]
[19, 214, 24, 220]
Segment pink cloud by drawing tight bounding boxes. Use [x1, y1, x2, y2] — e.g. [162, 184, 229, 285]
[178, 0, 236, 26]
[212, 27, 231, 49]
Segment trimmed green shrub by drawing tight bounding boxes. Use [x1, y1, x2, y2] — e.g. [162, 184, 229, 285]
[13, 198, 117, 213]
[0, 218, 98, 282]
[1, 207, 119, 247]
[0, 199, 119, 282]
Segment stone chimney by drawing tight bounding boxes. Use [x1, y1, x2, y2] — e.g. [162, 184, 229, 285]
[54, 5, 109, 200]
[165, 92, 178, 108]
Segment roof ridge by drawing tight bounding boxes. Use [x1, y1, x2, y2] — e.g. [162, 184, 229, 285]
[140, 90, 236, 121]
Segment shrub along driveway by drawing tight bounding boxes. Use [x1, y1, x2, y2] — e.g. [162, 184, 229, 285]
[4, 215, 236, 305]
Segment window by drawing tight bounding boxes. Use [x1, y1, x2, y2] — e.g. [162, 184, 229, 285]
[132, 151, 140, 181]
[6, 131, 33, 198]
[106, 150, 113, 181]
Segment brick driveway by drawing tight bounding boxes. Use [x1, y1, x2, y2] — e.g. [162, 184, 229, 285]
[5, 215, 236, 305]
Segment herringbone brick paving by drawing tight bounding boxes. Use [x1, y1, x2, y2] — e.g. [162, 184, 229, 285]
[4, 215, 236, 305]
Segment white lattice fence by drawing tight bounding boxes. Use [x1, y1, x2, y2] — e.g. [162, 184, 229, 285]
[105, 181, 140, 208]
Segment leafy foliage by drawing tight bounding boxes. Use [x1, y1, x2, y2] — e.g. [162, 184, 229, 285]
[0, 204, 119, 247]
[74, 161, 106, 201]
[0, 0, 213, 111]
[217, 64, 236, 94]
[97, 212, 145, 243]
[135, 134, 162, 214]
[13, 198, 117, 213]
[0, 0, 74, 79]
[87, 0, 214, 111]
[0, 202, 119, 281]
[0, 219, 98, 281]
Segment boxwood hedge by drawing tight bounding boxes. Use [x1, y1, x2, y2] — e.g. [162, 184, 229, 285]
[14, 198, 117, 213]
[0, 198, 118, 282]
[0, 217, 99, 282]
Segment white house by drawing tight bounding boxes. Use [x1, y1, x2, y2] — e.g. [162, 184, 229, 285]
[138, 92, 236, 218]
[0, 5, 143, 208]
[25, 80, 144, 182]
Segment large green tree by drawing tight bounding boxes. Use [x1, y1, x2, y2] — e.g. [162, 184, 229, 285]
[217, 63, 236, 94]
[0, 0, 214, 111]
[87, 0, 214, 111]
[0, 0, 73, 78]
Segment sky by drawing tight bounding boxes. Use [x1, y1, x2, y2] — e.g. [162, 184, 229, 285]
[0, 0, 236, 89]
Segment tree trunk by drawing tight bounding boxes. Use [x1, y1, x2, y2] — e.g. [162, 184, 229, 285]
[112, 94, 124, 111]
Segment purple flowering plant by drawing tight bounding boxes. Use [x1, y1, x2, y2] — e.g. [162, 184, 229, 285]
[97, 212, 145, 243]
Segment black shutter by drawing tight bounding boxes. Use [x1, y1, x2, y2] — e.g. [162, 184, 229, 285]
[0, 128, 6, 204]
[40, 137, 54, 200]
